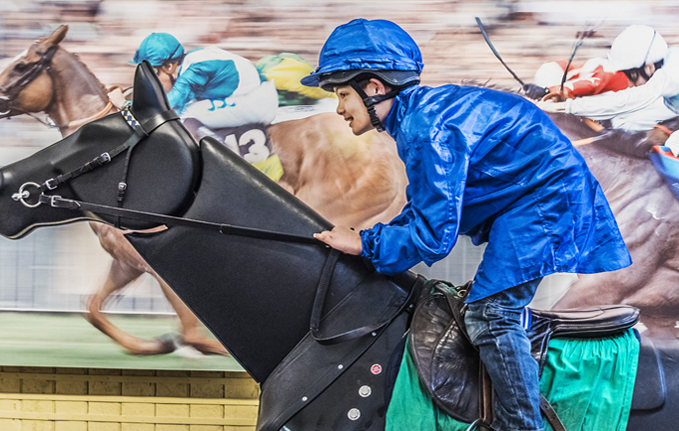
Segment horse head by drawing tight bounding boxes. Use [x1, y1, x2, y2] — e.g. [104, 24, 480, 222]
[0, 25, 111, 135]
[0, 25, 68, 117]
[0, 61, 200, 238]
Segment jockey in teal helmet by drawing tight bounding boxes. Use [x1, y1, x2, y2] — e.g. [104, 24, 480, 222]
[306, 19, 631, 431]
[131, 33, 185, 69]
[301, 19, 422, 132]
[131, 33, 278, 129]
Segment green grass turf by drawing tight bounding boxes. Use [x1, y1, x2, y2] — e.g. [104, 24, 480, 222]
[0, 311, 245, 371]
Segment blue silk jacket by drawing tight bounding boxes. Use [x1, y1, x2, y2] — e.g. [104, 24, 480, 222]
[360, 85, 632, 301]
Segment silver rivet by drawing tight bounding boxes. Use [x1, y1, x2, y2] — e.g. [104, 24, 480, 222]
[358, 385, 372, 397]
[302, 396, 308, 402]
[338, 364, 344, 370]
[348, 408, 361, 420]
[371, 332, 377, 336]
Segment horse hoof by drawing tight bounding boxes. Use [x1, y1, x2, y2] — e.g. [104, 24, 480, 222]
[153, 332, 182, 353]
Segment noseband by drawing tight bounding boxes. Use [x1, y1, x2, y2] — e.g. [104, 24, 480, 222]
[0, 44, 59, 115]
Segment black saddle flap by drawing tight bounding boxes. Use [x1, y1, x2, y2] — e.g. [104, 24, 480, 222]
[312, 271, 413, 344]
[528, 305, 640, 338]
[630, 334, 666, 410]
[408, 280, 480, 423]
[528, 305, 640, 369]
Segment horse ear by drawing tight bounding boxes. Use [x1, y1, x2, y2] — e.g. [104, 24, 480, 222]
[131, 61, 173, 122]
[47, 25, 69, 46]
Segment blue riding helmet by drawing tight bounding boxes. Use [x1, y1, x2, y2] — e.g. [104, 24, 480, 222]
[301, 19, 423, 90]
[130, 33, 185, 67]
[301, 19, 423, 132]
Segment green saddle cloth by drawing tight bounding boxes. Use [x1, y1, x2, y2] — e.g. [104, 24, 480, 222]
[386, 328, 639, 431]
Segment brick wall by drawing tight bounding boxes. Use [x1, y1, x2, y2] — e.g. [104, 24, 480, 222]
[0, 367, 260, 430]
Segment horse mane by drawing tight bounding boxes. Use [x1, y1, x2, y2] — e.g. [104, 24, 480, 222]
[458, 79, 519, 93]
[57, 46, 109, 95]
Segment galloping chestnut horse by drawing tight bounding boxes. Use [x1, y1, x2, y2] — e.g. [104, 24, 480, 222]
[0, 25, 407, 355]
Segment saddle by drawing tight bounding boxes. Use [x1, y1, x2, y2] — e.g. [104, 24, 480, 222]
[409, 279, 640, 426]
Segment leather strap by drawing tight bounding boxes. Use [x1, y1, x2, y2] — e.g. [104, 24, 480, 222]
[654, 123, 674, 136]
[43, 195, 319, 244]
[309, 248, 341, 339]
[479, 363, 494, 426]
[540, 395, 567, 431]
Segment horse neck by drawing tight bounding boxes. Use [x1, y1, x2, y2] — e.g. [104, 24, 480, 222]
[46, 49, 111, 137]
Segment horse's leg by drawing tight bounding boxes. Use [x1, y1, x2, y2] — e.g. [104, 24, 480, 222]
[87, 222, 181, 355]
[86, 257, 177, 355]
[156, 276, 229, 356]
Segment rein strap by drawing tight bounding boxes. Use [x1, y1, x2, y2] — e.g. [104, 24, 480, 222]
[42, 194, 318, 244]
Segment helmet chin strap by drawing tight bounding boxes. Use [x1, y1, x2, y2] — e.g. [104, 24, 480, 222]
[348, 80, 402, 133]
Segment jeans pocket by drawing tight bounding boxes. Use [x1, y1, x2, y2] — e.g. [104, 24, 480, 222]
[484, 302, 523, 325]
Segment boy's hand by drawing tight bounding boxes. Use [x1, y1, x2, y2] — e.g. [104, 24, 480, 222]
[314, 226, 362, 255]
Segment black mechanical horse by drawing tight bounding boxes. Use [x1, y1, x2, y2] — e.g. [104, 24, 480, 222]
[0, 62, 678, 430]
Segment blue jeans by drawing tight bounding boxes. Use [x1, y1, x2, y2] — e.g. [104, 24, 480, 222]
[464, 278, 543, 431]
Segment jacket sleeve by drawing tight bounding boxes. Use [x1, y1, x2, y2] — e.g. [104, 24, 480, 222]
[565, 65, 677, 120]
[167, 66, 206, 112]
[360, 126, 468, 274]
[560, 66, 629, 97]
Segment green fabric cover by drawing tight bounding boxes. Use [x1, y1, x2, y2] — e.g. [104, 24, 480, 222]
[386, 328, 639, 431]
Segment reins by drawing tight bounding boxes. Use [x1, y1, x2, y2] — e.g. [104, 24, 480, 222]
[11, 106, 319, 245]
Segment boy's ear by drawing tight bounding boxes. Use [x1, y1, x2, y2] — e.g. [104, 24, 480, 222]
[368, 77, 389, 95]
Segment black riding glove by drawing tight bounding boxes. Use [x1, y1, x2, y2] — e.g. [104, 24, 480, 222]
[523, 83, 549, 100]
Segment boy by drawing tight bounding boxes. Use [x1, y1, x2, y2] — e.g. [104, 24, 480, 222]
[304, 19, 631, 431]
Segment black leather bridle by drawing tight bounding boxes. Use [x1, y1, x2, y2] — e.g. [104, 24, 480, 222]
[0, 44, 59, 115]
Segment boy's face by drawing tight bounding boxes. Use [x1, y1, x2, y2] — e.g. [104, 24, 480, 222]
[335, 85, 373, 136]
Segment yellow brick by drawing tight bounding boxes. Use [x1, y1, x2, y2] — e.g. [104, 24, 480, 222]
[88, 423, 120, 431]
[228, 405, 258, 420]
[223, 380, 259, 400]
[190, 383, 223, 399]
[55, 368, 88, 375]
[156, 425, 189, 431]
[21, 420, 53, 431]
[55, 401, 88, 415]
[89, 381, 121, 396]
[0, 399, 20, 412]
[0, 418, 20, 431]
[0, 376, 21, 392]
[121, 402, 155, 417]
[156, 382, 190, 397]
[190, 372, 224, 379]
[157, 403, 189, 418]
[54, 368, 88, 394]
[190, 426, 223, 431]
[121, 382, 155, 397]
[88, 370, 122, 396]
[56, 380, 88, 395]
[56, 421, 87, 431]
[22, 399, 53, 413]
[223, 427, 254, 431]
[122, 424, 154, 431]
[88, 401, 121, 416]
[190, 404, 223, 418]
[22, 378, 54, 394]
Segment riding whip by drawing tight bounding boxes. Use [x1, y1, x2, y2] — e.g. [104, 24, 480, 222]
[475, 17, 526, 87]
[560, 26, 597, 92]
